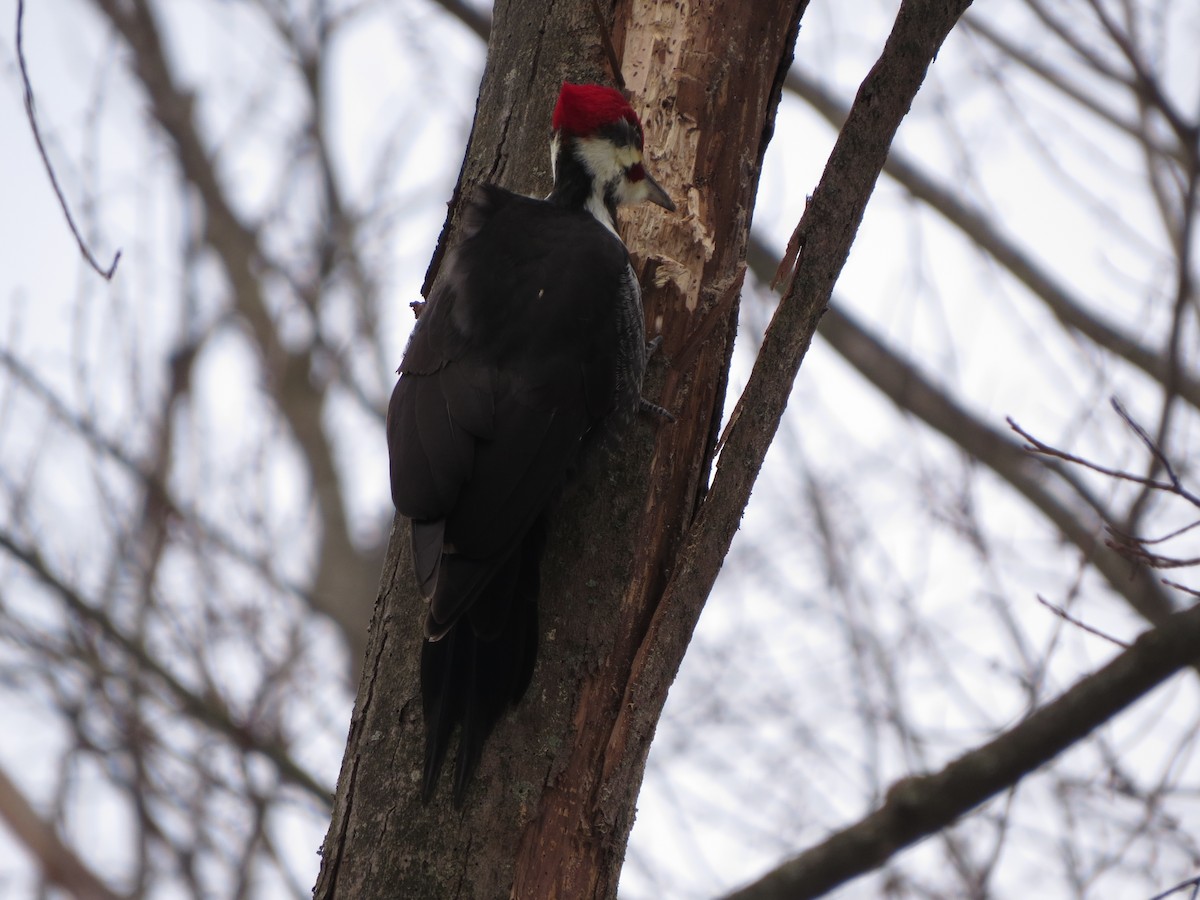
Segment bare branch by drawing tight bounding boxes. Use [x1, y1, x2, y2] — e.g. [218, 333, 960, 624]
[1106, 532, 1200, 570]
[0, 764, 125, 900]
[1021, 0, 1134, 90]
[1036, 594, 1130, 648]
[0, 346, 316, 608]
[1009, 402, 1200, 510]
[1011, 402, 1200, 582]
[752, 231, 1190, 658]
[784, 70, 1200, 413]
[1163, 581, 1200, 601]
[1147, 873, 1200, 900]
[1007, 416, 1178, 494]
[723, 600, 1200, 900]
[15, 0, 121, 280]
[606, 0, 975, 860]
[88, 0, 376, 665]
[961, 13, 1184, 165]
[0, 530, 333, 806]
[1081, 0, 1193, 146]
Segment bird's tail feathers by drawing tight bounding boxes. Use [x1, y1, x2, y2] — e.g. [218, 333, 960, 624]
[420, 517, 545, 805]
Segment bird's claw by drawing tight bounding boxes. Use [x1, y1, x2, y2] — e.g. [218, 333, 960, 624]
[639, 397, 676, 422]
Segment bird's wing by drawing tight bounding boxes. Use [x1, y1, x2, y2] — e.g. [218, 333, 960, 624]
[387, 186, 629, 633]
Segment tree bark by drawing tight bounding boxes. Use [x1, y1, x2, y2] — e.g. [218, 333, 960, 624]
[314, 0, 804, 896]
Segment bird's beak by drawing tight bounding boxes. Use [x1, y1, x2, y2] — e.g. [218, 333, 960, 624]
[643, 170, 676, 212]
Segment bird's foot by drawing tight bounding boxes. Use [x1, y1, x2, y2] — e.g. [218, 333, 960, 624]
[639, 396, 675, 422]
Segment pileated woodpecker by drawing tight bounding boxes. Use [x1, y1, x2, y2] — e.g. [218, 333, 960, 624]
[386, 83, 675, 804]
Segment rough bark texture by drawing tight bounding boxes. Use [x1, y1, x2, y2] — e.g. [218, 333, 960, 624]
[509, 3, 806, 896]
[314, 0, 804, 897]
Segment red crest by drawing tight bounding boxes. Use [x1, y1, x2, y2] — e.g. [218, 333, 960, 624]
[552, 83, 642, 139]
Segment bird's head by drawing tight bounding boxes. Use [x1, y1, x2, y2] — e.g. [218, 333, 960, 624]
[549, 82, 675, 227]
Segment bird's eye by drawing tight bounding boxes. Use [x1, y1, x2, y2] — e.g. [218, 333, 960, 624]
[628, 163, 646, 183]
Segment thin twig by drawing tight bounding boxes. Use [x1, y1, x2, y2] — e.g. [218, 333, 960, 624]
[16, 0, 121, 280]
[1147, 873, 1200, 900]
[1036, 595, 1130, 648]
[1162, 580, 1200, 600]
[1112, 397, 1200, 506]
[1105, 538, 1200, 569]
[1006, 415, 1177, 493]
[0, 529, 332, 806]
[1014, 397, 1200, 511]
[1012, 405, 1200, 577]
[723, 600, 1200, 899]
[1108, 518, 1200, 547]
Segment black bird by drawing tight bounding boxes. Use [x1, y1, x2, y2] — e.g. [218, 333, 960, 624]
[386, 82, 675, 804]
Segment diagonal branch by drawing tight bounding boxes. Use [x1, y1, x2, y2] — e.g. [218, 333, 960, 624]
[768, 215, 1184, 632]
[721, 599, 1200, 900]
[783, 69, 1200, 413]
[1009, 399, 1200, 512]
[0, 346, 315, 607]
[806, 297, 1178, 628]
[1080, 0, 1192, 146]
[0, 764, 125, 900]
[961, 13, 1184, 165]
[1020, 0, 1133, 89]
[609, 0, 975, 835]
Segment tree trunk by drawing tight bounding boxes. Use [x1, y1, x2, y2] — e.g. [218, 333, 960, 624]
[314, 1, 805, 896]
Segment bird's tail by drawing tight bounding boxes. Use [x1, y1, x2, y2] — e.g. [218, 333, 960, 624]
[420, 517, 546, 805]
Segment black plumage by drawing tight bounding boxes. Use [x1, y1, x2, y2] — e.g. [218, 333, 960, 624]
[388, 186, 649, 802]
[387, 83, 674, 805]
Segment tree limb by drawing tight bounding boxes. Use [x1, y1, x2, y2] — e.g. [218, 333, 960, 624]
[783, 69, 1200, 413]
[0, 764, 125, 900]
[790, 294, 1179, 628]
[610, 0, 975, 848]
[721, 600, 1200, 899]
